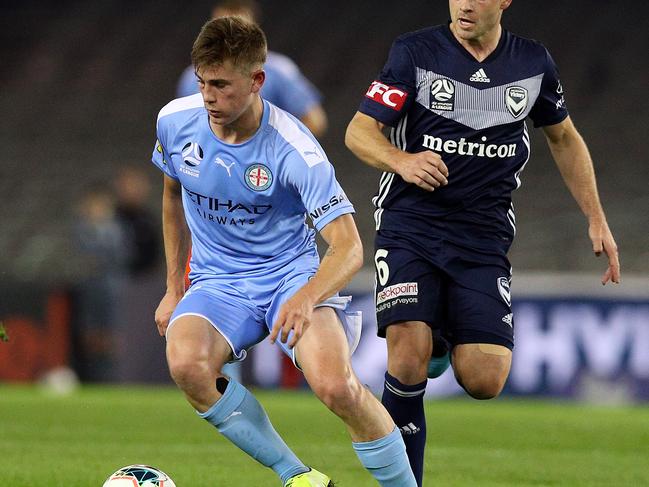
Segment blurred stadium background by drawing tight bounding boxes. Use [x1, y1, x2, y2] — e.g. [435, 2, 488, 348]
[1, 1, 648, 398]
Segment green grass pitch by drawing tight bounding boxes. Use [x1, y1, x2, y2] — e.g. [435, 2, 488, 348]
[1, 385, 648, 486]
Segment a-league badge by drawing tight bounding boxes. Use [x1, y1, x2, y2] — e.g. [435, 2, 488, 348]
[430, 78, 455, 111]
[505, 86, 528, 118]
[245, 163, 273, 191]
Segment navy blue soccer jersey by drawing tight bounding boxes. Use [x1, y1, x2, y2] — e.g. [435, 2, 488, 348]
[359, 24, 568, 254]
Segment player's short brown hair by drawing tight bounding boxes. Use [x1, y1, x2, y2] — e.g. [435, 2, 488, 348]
[191, 16, 267, 73]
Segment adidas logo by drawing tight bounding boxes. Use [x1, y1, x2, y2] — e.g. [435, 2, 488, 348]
[470, 68, 490, 83]
[502, 313, 513, 327]
[399, 423, 421, 435]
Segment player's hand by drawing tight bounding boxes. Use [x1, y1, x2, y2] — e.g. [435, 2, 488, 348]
[154, 291, 184, 336]
[394, 150, 448, 191]
[588, 219, 621, 285]
[270, 289, 315, 349]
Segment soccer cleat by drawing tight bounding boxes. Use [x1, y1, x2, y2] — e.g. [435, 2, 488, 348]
[427, 337, 451, 379]
[284, 468, 334, 487]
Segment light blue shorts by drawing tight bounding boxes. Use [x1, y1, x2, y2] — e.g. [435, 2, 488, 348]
[167, 268, 361, 365]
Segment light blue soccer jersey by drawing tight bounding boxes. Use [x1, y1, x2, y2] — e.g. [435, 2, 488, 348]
[152, 95, 353, 283]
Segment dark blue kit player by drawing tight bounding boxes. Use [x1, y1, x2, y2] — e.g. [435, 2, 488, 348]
[346, 0, 620, 485]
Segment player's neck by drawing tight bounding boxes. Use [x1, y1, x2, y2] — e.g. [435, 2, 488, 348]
[451, 24, 502, 63]
[209, 96, 263, 144]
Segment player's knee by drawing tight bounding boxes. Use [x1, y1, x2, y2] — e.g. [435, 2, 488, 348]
[311, 376, 362, 415]
[167, 353, 210, 390]
[454, 361, 509, 399]
[386, 325, 432, 382]
[459, 373, 507, 400]
[389, 352, 429, 383]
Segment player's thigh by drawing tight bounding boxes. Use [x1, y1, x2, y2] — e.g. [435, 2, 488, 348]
[295, 306, 367, 410]
[444, 261, 514, 395]
[296, 306, 353, 383]
[166, 314, 231, 373]
[168, 284, 267, 368]
[266, 268, 360, 363]
[451, 343, 511, 398]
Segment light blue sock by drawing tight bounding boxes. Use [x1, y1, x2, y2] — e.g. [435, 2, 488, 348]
[198, 380, 308, 484]
[353, 427, 418, 487]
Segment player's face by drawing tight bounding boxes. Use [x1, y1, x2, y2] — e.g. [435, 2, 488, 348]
[196, 61, 264, 126]
[449, 0, 511, 42]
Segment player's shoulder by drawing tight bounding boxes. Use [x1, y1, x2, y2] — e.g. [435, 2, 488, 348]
[393, 24, 447, 50]
[505, 29, 552, 59]
[266, 102, 326, 168]
[157, 93, 204, 125]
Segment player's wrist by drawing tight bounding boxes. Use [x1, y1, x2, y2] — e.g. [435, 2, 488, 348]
[164, 283, 185, 298]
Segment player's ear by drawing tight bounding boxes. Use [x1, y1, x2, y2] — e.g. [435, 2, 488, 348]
[501, 0, 512, 10]
[251, 69, 265, 93]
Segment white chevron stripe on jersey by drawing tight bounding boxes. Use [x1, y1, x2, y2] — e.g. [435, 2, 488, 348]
[415, 69, 544, 130]
[506, 123, 531, 234]
[374, 115, 407, 230]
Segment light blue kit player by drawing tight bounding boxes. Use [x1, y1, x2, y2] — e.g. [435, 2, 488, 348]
[152, 17, 416, 487]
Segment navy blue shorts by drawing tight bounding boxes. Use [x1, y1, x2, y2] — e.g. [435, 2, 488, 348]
[374, 230, 514, 349]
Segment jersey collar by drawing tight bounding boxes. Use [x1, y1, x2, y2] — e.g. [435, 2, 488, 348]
[443, 21, 508, 64]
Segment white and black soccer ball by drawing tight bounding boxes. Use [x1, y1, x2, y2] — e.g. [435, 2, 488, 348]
[182, 142, 203, 167]
[102, 464, 176, 487]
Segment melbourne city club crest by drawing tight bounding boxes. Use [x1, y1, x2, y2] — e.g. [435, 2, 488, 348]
[245, 163, 273, 191]
[505, 86, 528, 118]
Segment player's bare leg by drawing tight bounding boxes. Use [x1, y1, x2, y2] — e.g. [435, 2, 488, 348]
[385, 322, 432, 384]
[166, 315, 311, 484]
[452, 343, 511, 399]
[166, 315, 230, 411]
[297, 307, 417, 486]
[297, 307, 393, 441]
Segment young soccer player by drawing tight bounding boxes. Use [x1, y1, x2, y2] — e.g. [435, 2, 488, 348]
[152, 16, 416, 487]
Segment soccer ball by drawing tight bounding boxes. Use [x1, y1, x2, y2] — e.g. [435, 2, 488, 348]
[102, 464, 176, 487]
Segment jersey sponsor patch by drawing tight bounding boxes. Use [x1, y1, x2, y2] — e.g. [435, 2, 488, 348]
[309, 193, 347, 221]
[245, 163, 273, 191]
[365, 81, 408, 111]
[376, 282, 418, 305]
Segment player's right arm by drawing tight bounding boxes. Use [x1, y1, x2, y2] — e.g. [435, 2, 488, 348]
[345, 111, 448, 192]
[154, 175, 191, 336]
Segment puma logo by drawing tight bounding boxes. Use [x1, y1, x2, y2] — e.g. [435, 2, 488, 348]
[214, 157, 236, 177]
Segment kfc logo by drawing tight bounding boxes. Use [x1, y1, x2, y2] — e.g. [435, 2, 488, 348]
[365, 81, 408, 111]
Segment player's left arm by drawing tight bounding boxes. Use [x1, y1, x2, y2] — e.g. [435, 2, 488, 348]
[543, 116, 621, 284]
[270, 213, 362, 348]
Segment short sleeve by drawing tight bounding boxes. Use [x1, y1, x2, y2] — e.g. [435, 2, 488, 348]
[151, 120, 178, 180]
[358, 37, 416, 127]
[528, 49, 569, 128]
[285, 148, 355, 232]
